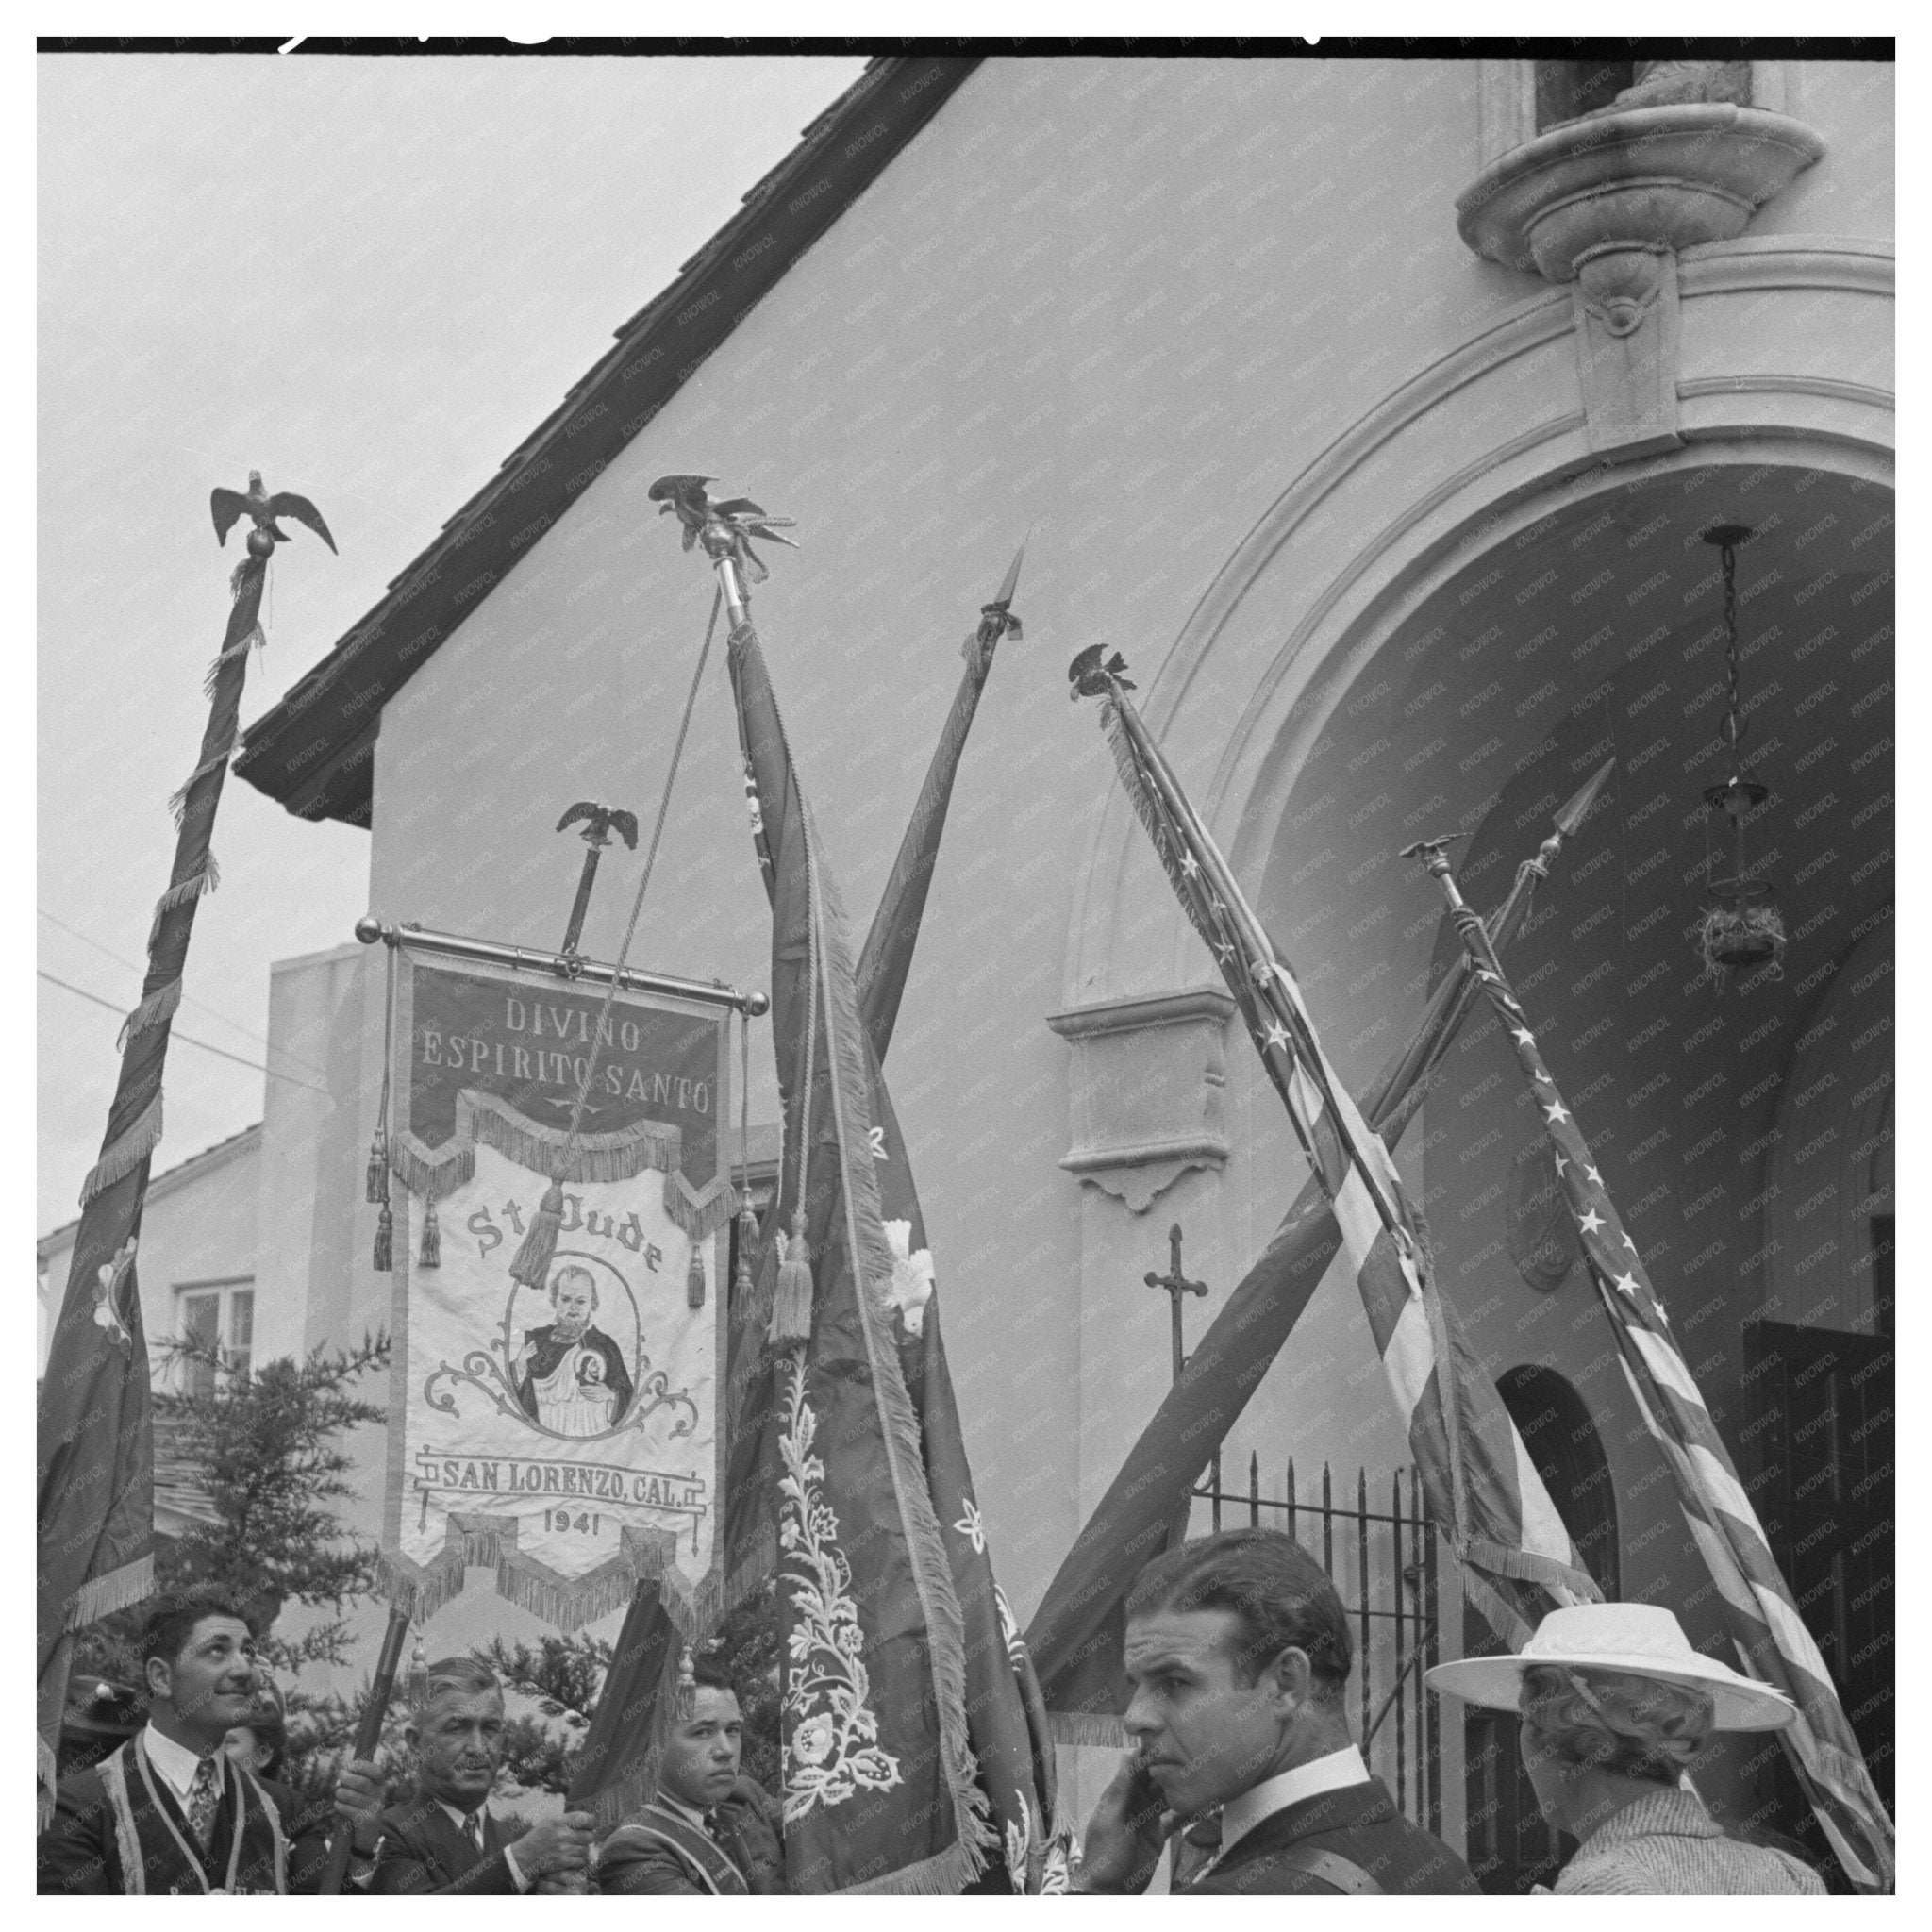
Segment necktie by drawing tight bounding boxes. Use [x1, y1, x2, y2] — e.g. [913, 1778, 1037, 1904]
[186, 1757, 221, 1854]
[464, 1811, 486, 1854]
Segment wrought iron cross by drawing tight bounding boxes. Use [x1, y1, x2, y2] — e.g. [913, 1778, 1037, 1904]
[1145, 1222, 1208, 1384]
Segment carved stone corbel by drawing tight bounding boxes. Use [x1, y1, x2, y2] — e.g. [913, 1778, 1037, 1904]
[1045, 987, 1237, 1212]
[1455, 102, 1824, 465]
[1573, 243, 1682, 458]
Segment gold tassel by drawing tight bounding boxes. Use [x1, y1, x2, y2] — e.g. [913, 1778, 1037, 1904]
[768, 1207, 814, 1351]
[419, 1199, 441, 1269]
[373, 1201, 393, 1273]
[673, 1646, 697, 1724]
[686, 1244, 706, 1309]
[406, 1632, 430, 1711]
[734, 1205, 758, 1298]
[365, 1132, 389, 1204]
[508, 1174, 565, 1290]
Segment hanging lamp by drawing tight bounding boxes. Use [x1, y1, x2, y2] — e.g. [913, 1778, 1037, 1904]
[1696, 524, 1785, 987]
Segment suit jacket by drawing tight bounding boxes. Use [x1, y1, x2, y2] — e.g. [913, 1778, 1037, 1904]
[367, 1793, 523, 1896]
[1181, 1777, 1481, 1896]
[38, 1738, 292, 1895]
[254, 1773, 340, 1895]
[597, 1780, 784, 1896]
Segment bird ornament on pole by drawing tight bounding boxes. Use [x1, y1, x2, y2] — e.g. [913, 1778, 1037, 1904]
[37, 471, 334, 1823]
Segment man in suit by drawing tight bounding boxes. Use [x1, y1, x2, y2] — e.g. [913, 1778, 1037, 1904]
[596, 1657, 783, 1894]
[341, 1656, 595, 1895]
[39, 1591, 316, 1893]
[1078, 1529, 1480, 1895]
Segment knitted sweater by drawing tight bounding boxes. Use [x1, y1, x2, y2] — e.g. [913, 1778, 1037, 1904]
[1555, 1789, 1825, 1895]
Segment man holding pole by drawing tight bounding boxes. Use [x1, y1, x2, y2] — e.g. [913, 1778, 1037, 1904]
[330, 1657, 595, 1894]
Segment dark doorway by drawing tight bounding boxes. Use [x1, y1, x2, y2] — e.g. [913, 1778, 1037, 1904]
[1461, 1367, 1619, 1894]
[1743, 1318, 1893, 1879]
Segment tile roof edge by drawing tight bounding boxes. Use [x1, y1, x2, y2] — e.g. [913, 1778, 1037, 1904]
[233, 54, 978, 826]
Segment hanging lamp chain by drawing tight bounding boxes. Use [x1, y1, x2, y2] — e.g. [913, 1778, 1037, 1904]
[1720, 537, 1743, 755]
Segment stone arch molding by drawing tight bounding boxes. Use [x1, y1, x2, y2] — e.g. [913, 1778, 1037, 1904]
[1061, 235, 1893, 1019]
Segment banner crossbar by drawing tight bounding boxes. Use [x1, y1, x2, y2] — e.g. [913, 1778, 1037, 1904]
[355, 915, 770, 1017]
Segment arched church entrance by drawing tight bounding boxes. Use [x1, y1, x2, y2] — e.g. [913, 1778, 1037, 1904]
[1232, 451, 1891, 1890]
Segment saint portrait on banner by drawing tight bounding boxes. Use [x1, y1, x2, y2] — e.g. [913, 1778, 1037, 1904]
[511, 1261, 638, 1437]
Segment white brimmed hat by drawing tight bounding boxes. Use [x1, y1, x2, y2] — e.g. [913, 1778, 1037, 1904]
[1424, 1604, 1798, 1733]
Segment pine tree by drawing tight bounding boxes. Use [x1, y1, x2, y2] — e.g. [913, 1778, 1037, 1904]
[74, 1334, 389, 1684]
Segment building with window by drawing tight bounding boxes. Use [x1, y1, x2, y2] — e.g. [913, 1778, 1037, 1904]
[46, 53, 1891, 1886]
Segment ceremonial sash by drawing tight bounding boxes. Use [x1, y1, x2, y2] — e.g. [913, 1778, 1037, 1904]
[99, 1737, 288, 1894]
[608, 1802, 748, 1895]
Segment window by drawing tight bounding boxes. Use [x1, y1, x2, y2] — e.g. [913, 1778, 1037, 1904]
[174, 1278, 255, 1396]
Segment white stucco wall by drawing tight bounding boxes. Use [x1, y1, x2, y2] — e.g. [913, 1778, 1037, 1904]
[346, 58, 1892, 1652]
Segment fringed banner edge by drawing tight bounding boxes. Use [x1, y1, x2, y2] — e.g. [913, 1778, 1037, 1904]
[80, 1092, 163, 1204]
[118, 979, 182, 1052]
[64, 1550, 157, 1631]
[391, 1091, 736, 1234]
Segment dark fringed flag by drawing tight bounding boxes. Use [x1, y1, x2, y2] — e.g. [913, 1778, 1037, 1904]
[725, 606, 990, 1891]
[1426, 850, 1895, 1893]
[37, 478, 333, 1817]
[575, 542, 1065, 1886]
[1072, 658, 1600, 1662]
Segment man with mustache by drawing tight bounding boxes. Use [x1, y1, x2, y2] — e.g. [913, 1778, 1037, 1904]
[1077, 1530, 1481, 1894]
[346, 1657, 596, 1894]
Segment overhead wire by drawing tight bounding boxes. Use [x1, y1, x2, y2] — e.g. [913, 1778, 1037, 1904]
[37, 906, 332, 1079]
[38, 970, 333, 1095]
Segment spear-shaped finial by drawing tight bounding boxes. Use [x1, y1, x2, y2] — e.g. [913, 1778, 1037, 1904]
[967, 533, 1028, 666]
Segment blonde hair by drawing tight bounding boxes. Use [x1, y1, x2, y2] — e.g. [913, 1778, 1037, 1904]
[1522, 1664, 1713, 1783]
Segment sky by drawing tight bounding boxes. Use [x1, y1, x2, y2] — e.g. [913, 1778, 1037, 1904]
[38, 49, 872, 1236]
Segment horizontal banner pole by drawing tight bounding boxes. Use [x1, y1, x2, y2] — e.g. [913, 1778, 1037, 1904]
[354, 915, 770, 1017]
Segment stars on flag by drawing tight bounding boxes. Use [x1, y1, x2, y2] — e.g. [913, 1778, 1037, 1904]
[1512, 1027, 1536, 1048]
[1179, 851, 1200, 878]
[1578, 1207, 1607, 1236]
[1544, 1100, 1571, 1124]
[1611, 1271, 1641, 1299]
[1264, 1019, 1290, 1051]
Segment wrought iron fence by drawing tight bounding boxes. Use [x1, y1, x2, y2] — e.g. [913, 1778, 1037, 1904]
[1189, 1456, 1445, 1835]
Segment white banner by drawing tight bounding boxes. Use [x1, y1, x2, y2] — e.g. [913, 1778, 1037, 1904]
[380, 951, 732, 1632]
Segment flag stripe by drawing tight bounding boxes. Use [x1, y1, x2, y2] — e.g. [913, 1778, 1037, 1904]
[1442, 895, 1894, 1891]
[1093, 685, 1601, 1658]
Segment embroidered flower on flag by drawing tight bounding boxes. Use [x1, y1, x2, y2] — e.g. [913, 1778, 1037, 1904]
[955, 1497, 987, 1555]
[774, 1358, 903, 1823]
[881, 1218, 935, 1338]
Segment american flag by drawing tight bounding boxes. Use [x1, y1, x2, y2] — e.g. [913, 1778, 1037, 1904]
[1438, 887, 1895, 1892]
[1090, 677, 1600, 1649]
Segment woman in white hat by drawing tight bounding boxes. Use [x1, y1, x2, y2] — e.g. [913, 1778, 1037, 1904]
[1425, 1604, 1824, 1894]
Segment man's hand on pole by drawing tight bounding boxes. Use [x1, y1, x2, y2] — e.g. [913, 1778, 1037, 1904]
[514, 1811, 597, 1879]
[333, 1757, 386, 1855]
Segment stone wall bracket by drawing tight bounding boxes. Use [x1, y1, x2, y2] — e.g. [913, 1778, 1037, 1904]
[1573, 243, 1683, 459]
[1045, 986, 1238, 1213]
[1456, 103, 1825, 467]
